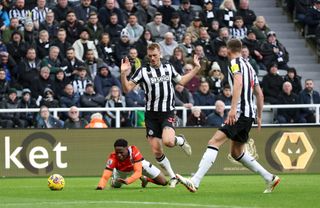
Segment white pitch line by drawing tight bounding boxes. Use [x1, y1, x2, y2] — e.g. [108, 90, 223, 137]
[2, 200, 258, 208]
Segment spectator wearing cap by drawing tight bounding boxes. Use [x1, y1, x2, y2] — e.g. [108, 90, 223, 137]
[135, 0, 157, 26]
[260, 31, 289, 70]
[217, 0, 237, 28]
[60, 10, 85, 44]
[236, 0, 256, 29]
[94, 63, 121, 97]
[86, 12, 104, 45]
[241, 29, 263, 66]
[157, 0, 176, 26]
[251, 16, 271, 43]
[18, 47, 42, 88]
[241, 45, 260, 75]
[9, 0, 30, 28]
[73, 28, 98, 62]
[31, 0, 50, 30]
[40, 87, 59, 108]
[283, 67, 302, 95]
[104, 13, 124, 44]
[41, 46, 68, 77]
[36, 105, 63, 128]
[177, 0, 197, 27]
[193, 80, 216, 116]
[199, 0, 218, 28]
[17, 88, 37, 127]
[114, 28, 132, 65]
[6, 31, 28, 64]
[186, 106, 206, 127]
[261, 63, 284, 104]
[124, 14, 144, 44]
[206, 100, 227, 127]
[72, 65, 92, 96]
[0, 68, 10, 102]
[146, 12, 170, 42]
[186, 15, 203, 42]
[98, 0, 125, 27]
[64, 106, 88, 128]
[36, 30, 51, 60]
[51, 29, 73, 62]
[2, 18, 22, 44]
[194, 28, 216, 62]
[305, 0, 320, 35]
[52, 0, 73, 23]
[168, 12, 187, 43]
[38, 11, 60, 41]
[159, 32, 178, 61]
[74, 0, 98, 23]
[31, 66, 54, 99]
[207, 62, 224, 95]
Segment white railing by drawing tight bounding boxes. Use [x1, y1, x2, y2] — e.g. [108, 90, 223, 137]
[0, 104, 319, 128]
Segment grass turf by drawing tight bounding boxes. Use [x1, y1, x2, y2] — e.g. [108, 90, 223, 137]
[1, 174, 319, 208]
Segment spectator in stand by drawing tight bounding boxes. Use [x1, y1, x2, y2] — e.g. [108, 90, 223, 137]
[174, 83, 194, 110]
[0, 69, 10, 102]
[60, 83, 81, 108]
[236, 0, 256, 28]
[251, 16, 271, 43]
[40, 87, 60, 108]
[85, 112, 108, 128]
[169, 47, 186, 75]
[80, 81, 105, 108]
[276, 81, 300, 124]
[36, 105, 63, 128]
[84, 49, 104, 80]
[177, 0, 196, 27]
[127, 47, 142, 77]
[98, 0, 124, 27]
[187, 45, 211, 77]
[134, 30, 154, 61]
[183, 63, 201, 94]
[23, 20, 37, 47]
[241, 45, 260, 75]
[52, 69, 71, 99]
[294, 0, 312, 30]
[60, 10, 85, 44]
[135, 0, 157, 26]
[157, 0, 176, 26]
[194, 28, 216, 62]
[125, 14, 144, 45]
[217, 0, 237, 28]
[216, 45, 229, 77]
[178, 33, 195, 58]
[206, 100, 227, 127]
[186, 106, 206, 127]
[72, 65, 92, 96]
[39, 11, 60, 41]
[305, 0, 320, 35]
[41, 46, 68, 77]
[94, 63, 121, 97]
[2, 18, 21, 44]
[121, 0, 138, 24]
[64, 106, 88, 128]
[199, 0, 218, 28]
[17, 88, 37, 127]
[207, 62, 224, 95]
[146, 12, 170, 42]
[115, 29, 132, 66]
[186, 16, 203, 42]
[0, 52, 18, 87]
[31, 66, 54, 99]
[18, 47, 41, 88]
[169, 12, 187, 43]
[73, 28, 98, 62]
[104, 13, 124, 44]
[65, 47, 84, 79]
[9, 0, 30, 28]
[159, 32, 178, 61]
[36, 30, 51, 60]
[212, 27, 230, 56]
[97, 33, 118, 69]
[229, 16, 247, 40]
[208, 20, 220, 40]
[216, 83, 232, 106]
[283, 67, 302, 95]
[6, 31, 28, 65]
[193, 80, 216, 116]
[31, 0, 50, 30]
[298, 79, 320, 123]
[105, 85, 130, 127]
[0, 88, 25, 128]
[0, 2, 10, 30]
[241, 29, 264, 69]
[261, 63, 284, 104]
[260, 31, 289, 70]
[52, 0, 73, 23]
[125, 84, 145, 127]
[74, 0, 97, 23]
[51, 29, 72, 62]
[86, 12, 104, 45]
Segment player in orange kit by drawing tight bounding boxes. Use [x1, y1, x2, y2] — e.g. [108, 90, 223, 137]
[96, 138, 168, 189]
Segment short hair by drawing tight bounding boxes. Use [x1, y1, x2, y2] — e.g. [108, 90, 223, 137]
[90, 112, 102, 120]
[227, 38, 242, 53]
[147, 42, 161, 51]
[234, 16, 244, 21]
[114, 138, 128, 147]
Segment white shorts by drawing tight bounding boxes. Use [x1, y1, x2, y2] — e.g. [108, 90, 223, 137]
[111, 159, 161, 188]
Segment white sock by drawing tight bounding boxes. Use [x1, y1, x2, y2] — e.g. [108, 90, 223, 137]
[191, 146, 219, 188]
[156, 154, 176, 179]
[237, 152, 273, 182]
[175, 135, 185, 146]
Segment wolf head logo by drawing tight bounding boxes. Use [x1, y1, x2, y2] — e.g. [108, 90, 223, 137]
[281, 136, 307, 167]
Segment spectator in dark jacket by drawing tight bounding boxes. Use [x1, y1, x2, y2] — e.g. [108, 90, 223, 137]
[104, 13, 124, 44]
[39, 11, 60, 41]
[36, 105, 63, 128]
[60, 10, 85, 44]
[193, 80, 216, 116]
[206, 100, 227, 127]
[0, 68, 10, 102]
[98, 0, 124, 27]
[261, 63, 284, 104]
[114, 29, 132, 66]
[236, 0, 256, 28]
[216, 83, 232, 106]
[40, 87, 60, 108]
[283, 67, 302, 95]
[298, 79, 320, 123]
[74, 0, 97, 22]
[6, 31, 29, 64]
[63, 106, 88, 128]
[52, 0, 73, 23]
[186, 107, 206, 127]
[17, 88, 37, 127]
[51, 28, 72, 62]
[305, 0, 320, 35]
[30, 66, 55, 99]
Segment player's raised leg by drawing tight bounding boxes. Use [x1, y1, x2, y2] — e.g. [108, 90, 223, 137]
[162, 127, 192, 156]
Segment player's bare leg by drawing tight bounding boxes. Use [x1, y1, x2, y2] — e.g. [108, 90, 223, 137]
[162, 127, 192, 156]
[141, 171, 168, 188]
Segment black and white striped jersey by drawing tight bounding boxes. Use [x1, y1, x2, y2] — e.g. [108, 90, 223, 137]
[130, 63, 182, 112]
[228, 57, 259, 118]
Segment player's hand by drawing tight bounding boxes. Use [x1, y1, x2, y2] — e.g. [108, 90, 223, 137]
[225, 108, 237, 126]
[120, 57, 131, 75]
[95, 186, 103, 190]
[117, 178, 128, 185]
[256, 116, 262, 131]
[193, 54, 201, 68]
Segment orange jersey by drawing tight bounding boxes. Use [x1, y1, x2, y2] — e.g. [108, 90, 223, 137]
[105, 146, 143, 172]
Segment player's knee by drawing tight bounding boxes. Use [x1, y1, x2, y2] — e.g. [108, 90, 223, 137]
[163, 139, 175, 147]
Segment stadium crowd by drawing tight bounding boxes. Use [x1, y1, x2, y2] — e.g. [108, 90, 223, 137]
[0, 0, 319, 128]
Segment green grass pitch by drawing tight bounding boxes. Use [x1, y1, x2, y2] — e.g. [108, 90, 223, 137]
[1, 174, 320, 208]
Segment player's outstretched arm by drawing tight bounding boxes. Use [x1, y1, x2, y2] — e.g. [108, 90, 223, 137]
[178, 54, 201, 86]
[254, 84, 264, 131]
[96, 169, 113, 190]
[120, 57, 136, 93]
[123, 162, 143, 185]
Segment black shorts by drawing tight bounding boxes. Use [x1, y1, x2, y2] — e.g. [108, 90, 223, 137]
[145, 111, 175, 138]
[219, 115, 254, 143]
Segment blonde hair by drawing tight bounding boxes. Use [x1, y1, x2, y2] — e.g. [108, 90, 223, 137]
[90, 112, 103, 120]
[219, 0, 237, 11]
